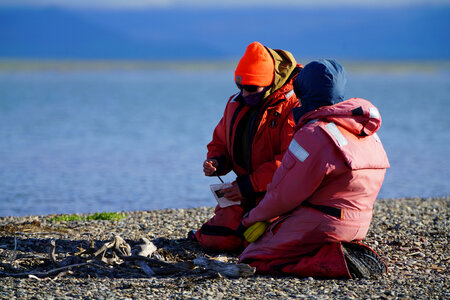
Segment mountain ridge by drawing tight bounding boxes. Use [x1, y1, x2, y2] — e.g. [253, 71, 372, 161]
[0, 6, 449, 60]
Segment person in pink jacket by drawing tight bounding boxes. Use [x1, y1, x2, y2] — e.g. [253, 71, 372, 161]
[237, 59, 390, 279]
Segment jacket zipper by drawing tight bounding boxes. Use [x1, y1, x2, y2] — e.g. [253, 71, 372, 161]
[244, 67, 299, 173]
[247, 97, 287, 173]
[229, 102, 245, 154]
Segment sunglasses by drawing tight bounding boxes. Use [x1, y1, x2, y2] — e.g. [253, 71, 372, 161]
[236, 83, 259, 93]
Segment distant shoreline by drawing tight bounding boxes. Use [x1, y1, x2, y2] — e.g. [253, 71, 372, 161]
[1, 196, 448, 219]
[0, 58, 449, 73]
[0, 196, 448, 219]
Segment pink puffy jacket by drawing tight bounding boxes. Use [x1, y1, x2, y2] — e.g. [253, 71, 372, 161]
[240, 98, 390, 263]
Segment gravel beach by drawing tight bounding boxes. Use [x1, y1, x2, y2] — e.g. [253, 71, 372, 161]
[0, 197, 448, 299]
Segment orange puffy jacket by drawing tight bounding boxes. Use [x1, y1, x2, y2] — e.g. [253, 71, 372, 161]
[207, 48, 302, 210]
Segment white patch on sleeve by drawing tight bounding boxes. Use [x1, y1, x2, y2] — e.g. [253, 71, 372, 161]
[289, 139, 309, 162]
[285, 90, 294, 99]
[373, 133, 381, 143]
[369, 107, 380, 119]
[325, 122, 348, 147]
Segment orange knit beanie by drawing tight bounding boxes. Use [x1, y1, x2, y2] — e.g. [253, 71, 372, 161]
[235, 42, 275, 87]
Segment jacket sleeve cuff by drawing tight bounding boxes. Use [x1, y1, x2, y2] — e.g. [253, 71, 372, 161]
[235, 223, 247, 238]
[240, 212, 252, 227]
[236, 174, 258, 199]
[208, 155, 227, 175]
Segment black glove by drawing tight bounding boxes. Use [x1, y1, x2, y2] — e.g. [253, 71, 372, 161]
[235, 223, 248, 239]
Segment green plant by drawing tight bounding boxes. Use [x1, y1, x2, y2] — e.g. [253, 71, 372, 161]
[48, 212, 126, 222]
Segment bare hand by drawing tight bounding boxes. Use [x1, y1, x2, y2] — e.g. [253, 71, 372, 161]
[203, 159, 218, 176]
[221, 182, 245, 202]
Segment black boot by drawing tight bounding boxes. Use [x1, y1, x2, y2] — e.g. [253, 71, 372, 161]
[187, 230, 198, 242]
[342, 242, 387, 279]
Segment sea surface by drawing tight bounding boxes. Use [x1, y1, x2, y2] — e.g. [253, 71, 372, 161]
[0, 62, 449, 216]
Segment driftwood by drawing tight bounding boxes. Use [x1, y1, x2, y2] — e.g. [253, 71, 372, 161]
[0, 234, 255, 280]
[49, 240, 58, 266]
[3, 221, 67, 271]
[9, 224, 20, 269]
[133, 237, 157, 276]
[8, 262, 93, 279]
[134, 237, 157, 257]
[193, 256, 255, 278]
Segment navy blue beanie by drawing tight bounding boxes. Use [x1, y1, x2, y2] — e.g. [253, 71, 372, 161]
[292, 59, 347, 124]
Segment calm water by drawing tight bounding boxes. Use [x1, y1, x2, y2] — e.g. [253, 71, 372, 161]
[0, 64, 449, 216]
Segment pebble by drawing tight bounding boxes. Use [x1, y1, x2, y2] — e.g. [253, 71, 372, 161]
[0, 197, 448, 299]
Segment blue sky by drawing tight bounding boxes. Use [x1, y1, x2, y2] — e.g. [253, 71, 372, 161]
[1, 0, 449, 9]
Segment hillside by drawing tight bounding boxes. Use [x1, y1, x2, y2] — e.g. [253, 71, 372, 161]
[0, 6, 449, 60]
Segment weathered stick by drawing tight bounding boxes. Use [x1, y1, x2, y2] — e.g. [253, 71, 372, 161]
[100, 252, 123, 265]
[136, 261, 155, 276]
[134, 237, 157, 257]
[92, 239, 115, 257]
[4, 262, 92, 278]
[133, 237, 157, 276]
[9, 224, 20, 268]
[49, 240, 58, 267]
[151, 261, 196, 276]
[119, 255, 172, 268]
[28, 274, 49, 281]
[57, 256, 79, 267]
[113, 235, 131, 257]
[53, 270, 74, 280]
[193, 256, 255, 278]
[27, 270, 74, 281]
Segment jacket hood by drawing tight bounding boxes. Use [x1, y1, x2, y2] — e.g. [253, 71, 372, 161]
[293, 59, 346, 123]
[296, 98, 383, 136]
[264, 47, 298, 98]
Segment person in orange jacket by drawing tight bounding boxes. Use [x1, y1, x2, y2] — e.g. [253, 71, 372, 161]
[190, 41, 302, 251]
